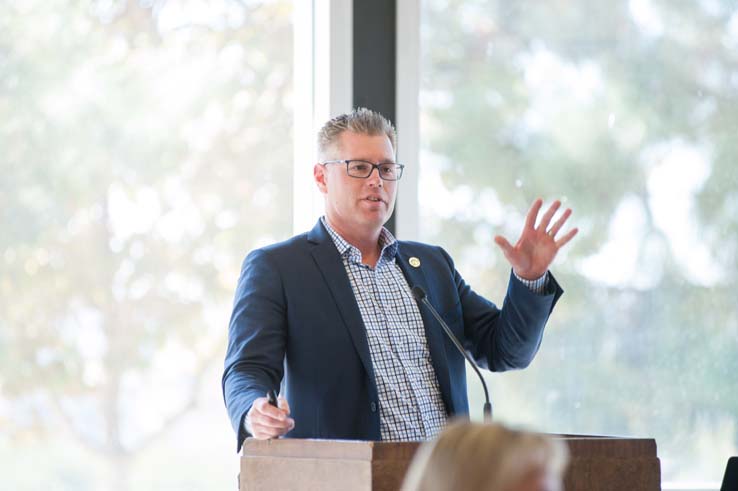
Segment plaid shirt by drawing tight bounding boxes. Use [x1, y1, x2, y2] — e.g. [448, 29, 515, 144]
[321, 217, 448, 441]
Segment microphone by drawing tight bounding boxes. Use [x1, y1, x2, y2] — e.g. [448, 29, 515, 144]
[411, 286, 492, 422]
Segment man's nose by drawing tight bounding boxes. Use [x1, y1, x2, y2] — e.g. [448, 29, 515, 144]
[366, 166, 383, 186]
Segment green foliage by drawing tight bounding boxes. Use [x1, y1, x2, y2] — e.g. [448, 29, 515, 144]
[422, 0, 738, 483]
[1, 0, 293, 488]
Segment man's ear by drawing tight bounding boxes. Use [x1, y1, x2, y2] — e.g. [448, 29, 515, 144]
[314, 163, 328, 194]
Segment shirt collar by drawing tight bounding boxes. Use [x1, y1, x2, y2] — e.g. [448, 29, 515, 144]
[320, 216, 398, 265]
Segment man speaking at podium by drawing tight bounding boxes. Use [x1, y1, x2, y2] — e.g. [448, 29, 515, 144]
[223, 108, 578, 451]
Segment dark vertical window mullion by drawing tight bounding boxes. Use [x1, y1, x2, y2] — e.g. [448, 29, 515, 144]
[353, 0, 397, 234]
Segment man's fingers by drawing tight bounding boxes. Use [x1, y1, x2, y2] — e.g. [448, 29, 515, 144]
[250, 410, 293, 429]
[247, 396, 294, 438]
[537, 200, 561, 232]
[555, 228, 579, 248]
[524, 198, 543, 230]
[250, 412, 295, 437]
[278, 396, 291, 415]
[254, 397, 288, 421]
[494, 235, 513, 255]
[247, 404, 295, 441]
[547, 208, 572, 237]
[251, 421, 294, 440]
[252, 429, 280, 439]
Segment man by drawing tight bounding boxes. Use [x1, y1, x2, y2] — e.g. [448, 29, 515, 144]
[222, 108, 577, 451]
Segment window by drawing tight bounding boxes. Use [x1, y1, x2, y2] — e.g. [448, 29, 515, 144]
[419, 0, 737, 487]
[0, 1, 293, 488]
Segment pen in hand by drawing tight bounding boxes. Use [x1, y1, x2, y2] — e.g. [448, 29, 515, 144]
[267, 389, 278, 408]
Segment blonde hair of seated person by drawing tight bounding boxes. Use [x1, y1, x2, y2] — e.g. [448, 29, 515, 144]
[401, 421, 569, 491]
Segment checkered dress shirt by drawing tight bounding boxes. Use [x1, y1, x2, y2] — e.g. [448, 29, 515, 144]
[321, 217, 448, 441]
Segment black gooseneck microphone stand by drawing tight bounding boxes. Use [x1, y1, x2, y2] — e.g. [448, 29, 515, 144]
[411, 286, 492, 422]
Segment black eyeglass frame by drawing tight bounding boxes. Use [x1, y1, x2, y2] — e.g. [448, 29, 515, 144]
[321, 159, 405, 181]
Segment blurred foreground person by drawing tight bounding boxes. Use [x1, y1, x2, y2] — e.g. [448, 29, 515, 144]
[402, 421, 569, 491]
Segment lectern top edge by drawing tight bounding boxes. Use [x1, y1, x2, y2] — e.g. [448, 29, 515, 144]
[242, 437, 423, 460]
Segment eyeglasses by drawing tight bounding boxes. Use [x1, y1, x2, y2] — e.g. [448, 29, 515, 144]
[321, 159, 405, 181]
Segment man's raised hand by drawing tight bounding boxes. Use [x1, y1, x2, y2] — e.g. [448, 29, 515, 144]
[493, 198, 578, 280]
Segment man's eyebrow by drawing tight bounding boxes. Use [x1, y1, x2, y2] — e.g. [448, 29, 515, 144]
[349, 158, 397, 164]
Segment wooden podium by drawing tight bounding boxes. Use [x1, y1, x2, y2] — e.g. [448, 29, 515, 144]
[240, 435, 660, 490]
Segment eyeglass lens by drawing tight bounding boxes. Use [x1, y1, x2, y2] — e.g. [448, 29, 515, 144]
[346, 160, 402, 180]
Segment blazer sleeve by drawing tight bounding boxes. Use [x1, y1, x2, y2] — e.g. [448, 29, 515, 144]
[439, 247, 563, 371]
[222, 248, 287, 452]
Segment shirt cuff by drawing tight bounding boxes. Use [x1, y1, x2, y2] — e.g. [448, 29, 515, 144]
[514, 271, 549, 294]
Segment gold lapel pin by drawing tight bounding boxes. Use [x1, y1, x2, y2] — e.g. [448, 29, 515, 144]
[409, 257, 421, 268]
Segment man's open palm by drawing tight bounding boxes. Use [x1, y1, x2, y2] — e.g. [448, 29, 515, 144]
[494, 199, 578, 280]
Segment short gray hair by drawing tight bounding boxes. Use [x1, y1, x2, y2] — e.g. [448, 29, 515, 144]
[317, 107, 397, 159]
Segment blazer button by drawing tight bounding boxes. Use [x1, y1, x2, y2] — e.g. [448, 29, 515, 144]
[370, 402, 377, 412]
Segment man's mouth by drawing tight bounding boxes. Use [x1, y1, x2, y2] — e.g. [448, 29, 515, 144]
[364, 196, 384, 203]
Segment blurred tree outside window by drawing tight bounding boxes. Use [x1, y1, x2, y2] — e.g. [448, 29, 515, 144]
[0, 1, 294, 489]
[420, 0, 738, 487]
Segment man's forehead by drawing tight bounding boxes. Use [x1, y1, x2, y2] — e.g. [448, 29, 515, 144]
[332, 131, 395, 157]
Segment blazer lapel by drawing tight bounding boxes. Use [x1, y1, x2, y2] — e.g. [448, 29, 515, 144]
[396, 246, 454, 414]
[307, 221, 376, 382]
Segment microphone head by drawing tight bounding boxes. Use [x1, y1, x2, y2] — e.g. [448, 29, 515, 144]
[411, 286, 427, 302]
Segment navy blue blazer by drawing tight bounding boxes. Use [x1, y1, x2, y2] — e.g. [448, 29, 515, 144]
[222, 220, 563, 451]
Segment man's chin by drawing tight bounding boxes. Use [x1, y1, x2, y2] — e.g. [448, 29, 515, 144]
[356, 210, 389, 227]
[369, 210, 395, 229]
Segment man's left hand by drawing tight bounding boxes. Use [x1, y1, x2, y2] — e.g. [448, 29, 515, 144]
[494, 198, 578, 280]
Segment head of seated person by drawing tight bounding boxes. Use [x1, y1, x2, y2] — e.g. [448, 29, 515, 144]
[402, 420, 569, 491]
